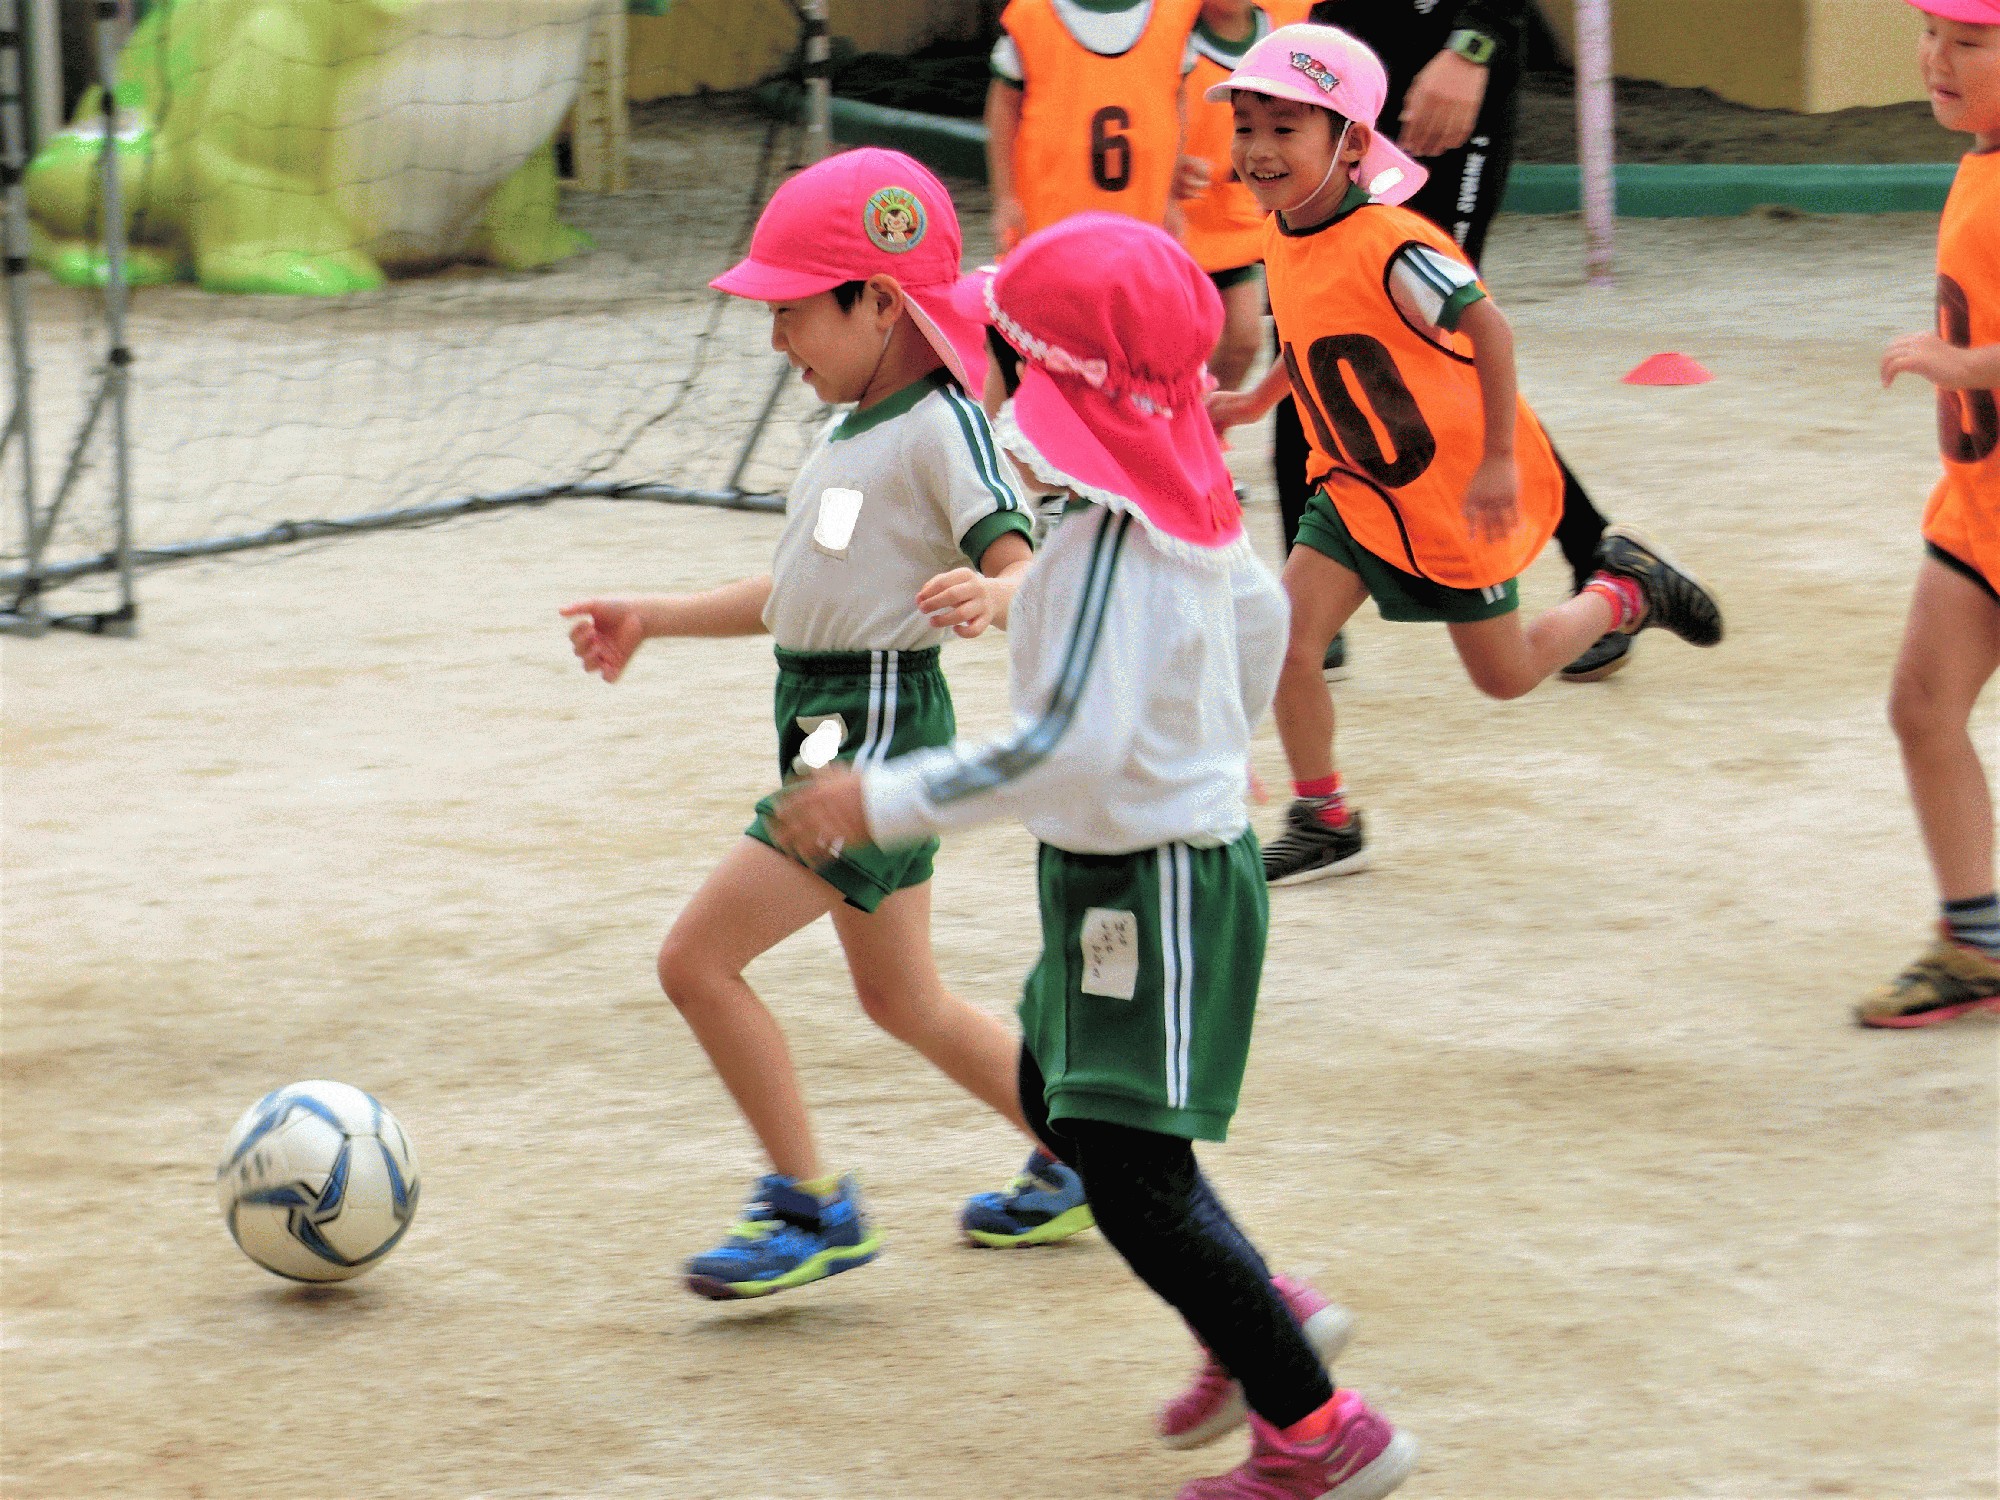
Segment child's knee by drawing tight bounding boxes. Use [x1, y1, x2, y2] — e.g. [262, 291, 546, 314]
[852, 976, 935, 1040]
[1889, 667, 1956, 745]
[1465, 659, 1536, 701]
[656, 932, 723, 1010]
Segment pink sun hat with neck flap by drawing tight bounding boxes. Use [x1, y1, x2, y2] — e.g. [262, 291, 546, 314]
[1205, 23, 1427, 207]
[951, 213, 1242, 553]
[711, 146, 985, 393]
[1906, 0, 2000, 21]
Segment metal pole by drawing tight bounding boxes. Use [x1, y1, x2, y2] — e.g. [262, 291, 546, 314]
[0, 0, 42, 631]
[800, 0, 831, 166]
[90, 0, 134, 632]
[1575, 0, 1615, 287]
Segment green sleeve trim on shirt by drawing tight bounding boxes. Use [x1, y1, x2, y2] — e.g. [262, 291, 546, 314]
[961, 508, 1035, 568]
[1435, 281, 1486, 333]
[990, 63, 1024, 85]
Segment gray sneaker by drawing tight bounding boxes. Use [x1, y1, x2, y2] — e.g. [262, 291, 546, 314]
[1560, 630, 1634, 683]
[1263, 801, 1369, 885]
[1594, 525, 1723, 648]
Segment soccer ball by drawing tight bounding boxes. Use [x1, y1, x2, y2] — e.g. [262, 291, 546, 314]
[216, 1080, 420, 1282]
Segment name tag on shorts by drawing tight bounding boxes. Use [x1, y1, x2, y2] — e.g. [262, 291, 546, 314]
[812, 487, 864, 558]
[1079, 907, 1139, 1001]
[792, 713, 847, 774]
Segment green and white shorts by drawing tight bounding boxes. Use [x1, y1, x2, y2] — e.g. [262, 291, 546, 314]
[746, 646, 954, 913]
[1020, 833, 1268, 1143]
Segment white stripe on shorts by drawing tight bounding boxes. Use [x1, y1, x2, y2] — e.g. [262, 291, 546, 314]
[1174, 844, 1194, 1110]
[853, 651, 884, 765]
[871, 653, 899, 765]
[1157, 847, 1183, 1108]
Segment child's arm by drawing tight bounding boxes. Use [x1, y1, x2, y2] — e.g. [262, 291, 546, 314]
[917, 531, 1035, 637]
[1208, 357, 1293, 433]
[985, 80, 1027, 253]
[1455, 297, 1521, 543]
[1882, 333, 2000, 392]
[769, 513, 1149, 854]
[559, 575, 773, 683]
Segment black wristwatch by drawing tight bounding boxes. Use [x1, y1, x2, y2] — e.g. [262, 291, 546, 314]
[1445, 27, 1497, 66]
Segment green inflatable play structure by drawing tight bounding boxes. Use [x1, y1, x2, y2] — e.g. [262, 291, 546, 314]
[26, 0, 607, 294]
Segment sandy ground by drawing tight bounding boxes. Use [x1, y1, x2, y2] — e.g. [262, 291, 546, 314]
[5, 112, 1997, 1500]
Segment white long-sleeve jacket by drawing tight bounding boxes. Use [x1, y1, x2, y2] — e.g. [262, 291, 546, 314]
[863, 502, 1290, 855]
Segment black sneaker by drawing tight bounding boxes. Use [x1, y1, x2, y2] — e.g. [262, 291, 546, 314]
[1559, 630, 1633, 683]
[1593, 525, 1723, 647]
[1263, 801, 1368, 885]
[1322, 631, 1349, 682]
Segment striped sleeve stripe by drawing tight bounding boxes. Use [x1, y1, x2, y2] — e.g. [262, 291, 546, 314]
[1401, 245, 1475, 300]
[942, 387, 1017, 512]
[923, 509, 1132, 807]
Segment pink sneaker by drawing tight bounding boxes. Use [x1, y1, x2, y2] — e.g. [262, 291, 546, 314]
[1157, 1276, 1355, 1450]
[1177, 1393, 1418, 1500]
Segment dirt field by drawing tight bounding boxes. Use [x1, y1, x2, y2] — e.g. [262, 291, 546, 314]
[4, 115, 1996, 1500]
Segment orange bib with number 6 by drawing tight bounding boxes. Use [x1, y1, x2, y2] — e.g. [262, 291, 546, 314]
[1003, 0, 1202, 237]
[1264, 202, 1561, 591]
[1921, 151, 2000, 591]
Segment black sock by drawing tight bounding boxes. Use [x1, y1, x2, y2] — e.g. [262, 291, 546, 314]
[1943, 894, 2000, 957]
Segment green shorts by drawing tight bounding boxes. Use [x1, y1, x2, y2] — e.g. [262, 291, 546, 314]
[747, 646, 953, 913]
[1020, 833, 1267, 1143]
[1207, 263, 1262, 293]
[1295, 488, 1519, 624]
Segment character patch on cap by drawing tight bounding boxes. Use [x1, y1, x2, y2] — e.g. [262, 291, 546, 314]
[864, 187, 926, 253]
[1289, 51, 1339, 93]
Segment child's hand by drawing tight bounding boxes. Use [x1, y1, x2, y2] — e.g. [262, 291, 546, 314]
[1882, 332, 1984, 391]
[1207, 388, 1260, 434]
[995, 195, 1027, 254]
[1172, 154, 1213, 200]
[1462, 456, 1520, 543]
[559, 599, 645, 682]
[918, 568, 996, 638]
[769, 766, 871, 866]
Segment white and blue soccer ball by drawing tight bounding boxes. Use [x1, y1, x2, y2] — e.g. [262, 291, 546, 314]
[216, 1081, 420, 1282]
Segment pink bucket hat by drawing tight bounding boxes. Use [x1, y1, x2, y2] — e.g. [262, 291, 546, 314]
[1204, 23, 1427, 207]
[711, 147, 984, 392]
[951, 213, 1241, 552]
[1906, 0, 2000, 20]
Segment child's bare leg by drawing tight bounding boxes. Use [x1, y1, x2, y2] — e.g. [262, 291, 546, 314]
[1208, 276, 1266, 392]
[656, 838, 845, 1179]
[1449, 592, 1617, 701]
[830, 882, 1032, 1138]
[1272, 548, 1370, 780]
[1890, 558, 2000, 901]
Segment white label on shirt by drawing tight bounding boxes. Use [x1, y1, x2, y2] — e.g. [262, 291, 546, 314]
[812, 487, 864, 557]
[1080, 908, 1140, 1001]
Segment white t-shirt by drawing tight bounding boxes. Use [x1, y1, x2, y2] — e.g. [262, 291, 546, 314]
[763, 371, 1031, 653]
[864, 502, 1289, 854]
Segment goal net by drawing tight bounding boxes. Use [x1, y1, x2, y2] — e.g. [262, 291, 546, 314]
[4, 0, 832, 630]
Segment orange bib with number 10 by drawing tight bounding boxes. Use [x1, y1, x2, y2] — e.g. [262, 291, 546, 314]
[1922, 151, 2000, 591]
[1003, 0, 1203, 236]
[1264, 202, 1561, 591]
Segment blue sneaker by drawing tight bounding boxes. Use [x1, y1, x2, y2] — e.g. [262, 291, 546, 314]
[685, 1173, 881, 1300]
[960, 1149, 1095, 1248]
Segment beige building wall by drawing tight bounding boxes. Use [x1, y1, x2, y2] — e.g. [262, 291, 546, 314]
[1535, 0, 1924, 112]
[630, 0, 986, 102]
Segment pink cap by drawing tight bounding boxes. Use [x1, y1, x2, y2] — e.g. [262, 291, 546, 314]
[950, 214, 1241, 552]
[1906, 0, 2000, 20]
[711, 147, 984, 392]
[1203, 23, 1427, 207]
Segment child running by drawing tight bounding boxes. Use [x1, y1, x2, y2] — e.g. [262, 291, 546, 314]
[986, 0, 1204, 252]
[1180, 0, 1312, 391]
[560, 148, 1093, 1299]
[1860, 0, 2000, 1027]
[1207, 24, 1724, 884]
[770, 213, 1413, 1500]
